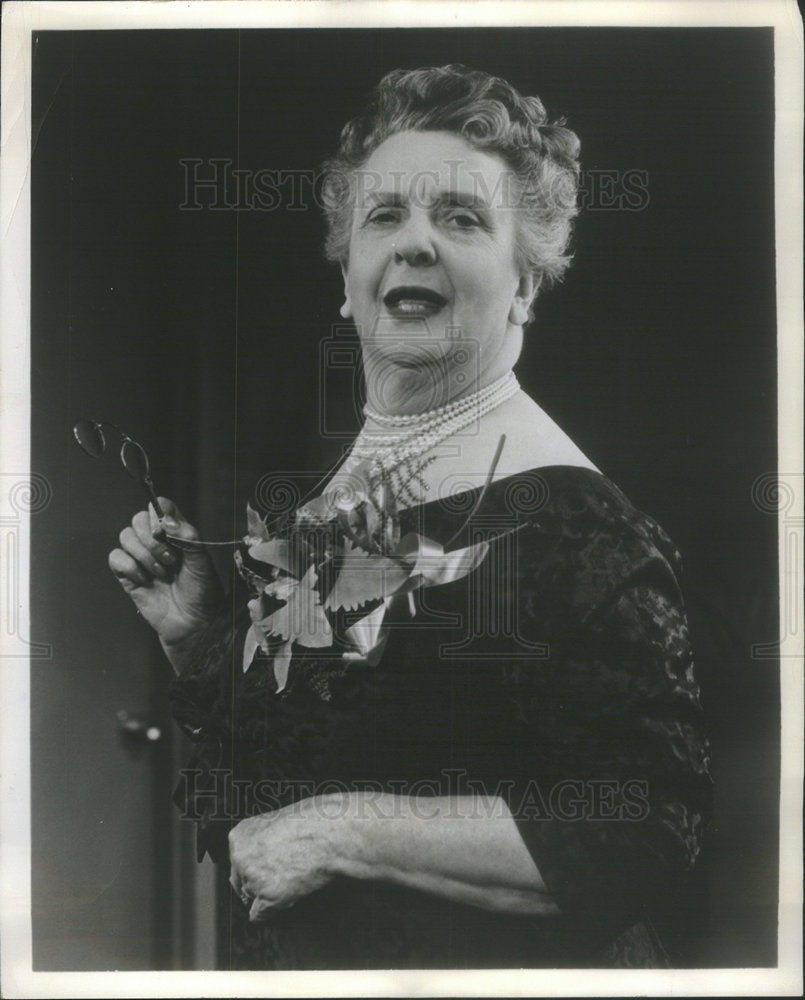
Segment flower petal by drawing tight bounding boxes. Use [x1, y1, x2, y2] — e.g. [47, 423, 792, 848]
[242, 624, 261, 673]
[268, 566, 333, 648]
[248, 539, 299, 576]
[273, 640, 294, 693]
[325, 538, 410, 610]
[343, 599, 391, 662]
[246, 502, 270, 542]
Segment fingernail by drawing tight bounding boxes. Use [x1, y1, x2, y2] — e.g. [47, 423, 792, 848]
[162, 517, 179, 530]
[151, 561, 168, 580]
[161, 548, 177, 565]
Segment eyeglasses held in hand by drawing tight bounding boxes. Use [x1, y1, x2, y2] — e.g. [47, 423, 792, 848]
[72, 419, 240, 551]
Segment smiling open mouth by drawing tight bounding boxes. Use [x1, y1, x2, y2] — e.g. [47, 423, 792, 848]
[383, 286, 448, 315]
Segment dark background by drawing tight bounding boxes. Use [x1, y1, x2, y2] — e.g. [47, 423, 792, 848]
[31, 28, 779, 968]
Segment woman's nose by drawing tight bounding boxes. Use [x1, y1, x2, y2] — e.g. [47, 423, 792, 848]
[393, 214, 437, 267]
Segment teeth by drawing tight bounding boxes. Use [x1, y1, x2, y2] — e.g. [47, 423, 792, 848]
[392, 299, 441, 313]
[384, 288, 446, 311]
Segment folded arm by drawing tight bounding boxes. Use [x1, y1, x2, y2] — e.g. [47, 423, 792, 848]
[228, 792, 559, 921]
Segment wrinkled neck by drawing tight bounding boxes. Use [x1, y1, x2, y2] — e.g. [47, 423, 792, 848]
[361, 326, 522, 418]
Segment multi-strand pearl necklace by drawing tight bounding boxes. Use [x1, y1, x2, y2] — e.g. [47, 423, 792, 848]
[349, 372, 520, 499]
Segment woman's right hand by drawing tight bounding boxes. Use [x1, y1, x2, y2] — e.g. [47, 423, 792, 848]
[108, 496, 225, 664]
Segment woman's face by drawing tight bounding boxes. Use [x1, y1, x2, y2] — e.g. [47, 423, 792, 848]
[341, 130, 534, 411]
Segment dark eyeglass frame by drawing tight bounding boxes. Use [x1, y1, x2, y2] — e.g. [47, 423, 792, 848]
[72, 419, 243, 551]
[73, 419, 165, 518]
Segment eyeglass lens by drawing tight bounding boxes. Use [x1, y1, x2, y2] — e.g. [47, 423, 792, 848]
[120, 439, 151, 484]
[73, 419, 164, 519]
[73, 419, 106, 459]
[72, 419, 241, 547]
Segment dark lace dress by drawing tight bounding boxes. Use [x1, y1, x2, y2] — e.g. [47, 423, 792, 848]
[169, 466, 713, 969]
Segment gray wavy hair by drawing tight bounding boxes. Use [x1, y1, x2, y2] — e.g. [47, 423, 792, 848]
[320, 64, 581, 291]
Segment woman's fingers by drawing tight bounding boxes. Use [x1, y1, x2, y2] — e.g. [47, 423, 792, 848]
[229, 830, 260, 912]
[151, 497, 200, 543]
[153, 495, 182, 522]
[108, 500, 191, 592]
[229, 869, 255, 911]
[108, 546, 151, 589]
[149, 498, 212, 566]
[230, 866, 291, 919]
[249, 897, 272, 922]
[229, 871, 245, 899]
[120, 521, 171, 580]
[134, 508, 175, 563]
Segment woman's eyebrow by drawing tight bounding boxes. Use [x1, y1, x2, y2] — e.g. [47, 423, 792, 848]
[360, 188, 495, 212]
[435, 189, 493, 210]
[363, 191, 407, 208]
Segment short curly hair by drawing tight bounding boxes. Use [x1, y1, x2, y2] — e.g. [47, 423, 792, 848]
[320, 64, 581, 290]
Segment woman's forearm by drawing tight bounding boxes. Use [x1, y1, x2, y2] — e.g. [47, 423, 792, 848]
[328, 793, 559, 917]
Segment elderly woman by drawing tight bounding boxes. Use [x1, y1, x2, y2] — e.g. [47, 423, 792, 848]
[109, 65, 712, 968]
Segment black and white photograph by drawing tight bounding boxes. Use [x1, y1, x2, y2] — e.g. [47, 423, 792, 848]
[1, 1, 802, 996]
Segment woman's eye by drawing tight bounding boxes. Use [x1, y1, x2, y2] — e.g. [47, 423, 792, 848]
[366, 209, 401, 225]
[445, 211, 481, 229]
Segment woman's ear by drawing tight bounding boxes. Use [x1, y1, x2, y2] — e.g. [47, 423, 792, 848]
[339, 262, 353, 319]
[508, 271, 539, 328]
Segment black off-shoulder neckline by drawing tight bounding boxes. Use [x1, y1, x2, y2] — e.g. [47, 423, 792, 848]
[399, 464, 619, 519]
[396, 464, 673, 560]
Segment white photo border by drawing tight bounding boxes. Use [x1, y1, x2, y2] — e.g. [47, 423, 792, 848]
[1, 1, 802, 997]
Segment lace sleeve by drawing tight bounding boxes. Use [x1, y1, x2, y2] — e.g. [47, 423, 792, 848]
[504, 485, 713, 943]
[167, 584, 251, 743]
[166, 580, 255, 862]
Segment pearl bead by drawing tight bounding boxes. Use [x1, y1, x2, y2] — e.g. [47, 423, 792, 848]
[351, 372, 519, 477]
